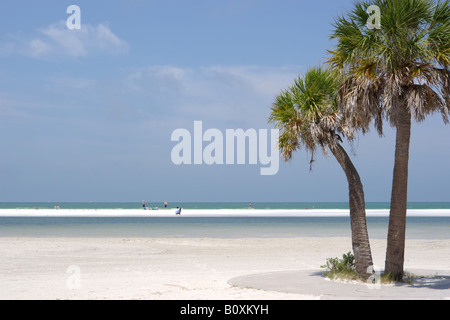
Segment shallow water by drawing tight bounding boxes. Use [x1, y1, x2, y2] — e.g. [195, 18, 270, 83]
[0, 216, 448, 239]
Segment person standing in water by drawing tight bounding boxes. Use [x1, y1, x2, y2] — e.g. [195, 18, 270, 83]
[164, 201, 168, 209]
[142, 200, 146, 210]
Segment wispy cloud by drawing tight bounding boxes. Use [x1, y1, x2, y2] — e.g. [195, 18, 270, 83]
[4, 21, 129, 59]
[123, 65, 303, 126]
[1, 64, 303, 134]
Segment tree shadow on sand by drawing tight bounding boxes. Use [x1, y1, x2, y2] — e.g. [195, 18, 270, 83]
[402, 274, 450, 291]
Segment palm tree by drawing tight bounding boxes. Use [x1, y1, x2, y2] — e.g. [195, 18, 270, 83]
[328, 0, 450, 281]
[269, 66, 374, 281]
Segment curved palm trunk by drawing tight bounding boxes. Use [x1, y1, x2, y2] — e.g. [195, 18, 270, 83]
[385, 105, 411, 282]
[330, 143, 374, 281]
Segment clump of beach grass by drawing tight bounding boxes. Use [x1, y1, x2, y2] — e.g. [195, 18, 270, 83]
[321, 252, 359, 281]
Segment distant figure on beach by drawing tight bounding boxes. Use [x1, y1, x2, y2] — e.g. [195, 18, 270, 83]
[142, 200, 146, 210]
[54, 204, 60, 210]
[164, 201, 168, 209]
[175, 207, 181, 215]
[249, 202, 252, 209]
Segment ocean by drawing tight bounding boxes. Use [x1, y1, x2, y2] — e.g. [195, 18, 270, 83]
[2, 201, 450, 210]
[1, 202, 449, 240]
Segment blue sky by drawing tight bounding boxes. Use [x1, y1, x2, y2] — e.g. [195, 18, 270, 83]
[0, 0, 449, 203]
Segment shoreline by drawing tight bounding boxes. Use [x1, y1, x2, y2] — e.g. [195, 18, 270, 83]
[1, 208, 450, 218]
[2, 209, 448, 240]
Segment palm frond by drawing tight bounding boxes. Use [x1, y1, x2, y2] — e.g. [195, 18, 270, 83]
[328, 0, 450, 129]
[268, 66, 353, 166]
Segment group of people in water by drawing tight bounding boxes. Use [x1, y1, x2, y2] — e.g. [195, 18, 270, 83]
[142, 200, 162, 210]
[142, 200, 168, 210]
[142, 201, 181, 215]
[51, 201, 181, 213]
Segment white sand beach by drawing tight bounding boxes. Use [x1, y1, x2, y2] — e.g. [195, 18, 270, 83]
[0, 236, 449, 300]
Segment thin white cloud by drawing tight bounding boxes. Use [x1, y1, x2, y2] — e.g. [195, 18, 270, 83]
[28, 38, 52, 57]
[124, 65, 303, 126]
[8, 21, 128, 59]
[1, 65, 303, 131]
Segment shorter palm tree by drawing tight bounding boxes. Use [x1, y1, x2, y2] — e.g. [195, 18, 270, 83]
[269, 66, 374, 280]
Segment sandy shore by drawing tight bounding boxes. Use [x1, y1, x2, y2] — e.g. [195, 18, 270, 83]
[0, 236, 449, 300]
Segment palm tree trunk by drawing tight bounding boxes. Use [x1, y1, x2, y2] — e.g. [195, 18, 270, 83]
[385, 105, 411, 282]
[330, 143, 373, 281]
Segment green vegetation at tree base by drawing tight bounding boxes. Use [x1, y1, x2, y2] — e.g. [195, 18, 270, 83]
[321, 252, 359, 281]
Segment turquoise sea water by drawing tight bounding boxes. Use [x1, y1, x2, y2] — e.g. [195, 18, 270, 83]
[0, 202, 449, 240]
[0, 216, 449, 239]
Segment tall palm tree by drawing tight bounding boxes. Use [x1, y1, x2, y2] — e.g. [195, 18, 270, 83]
[328, 0, 450, 281]
[269, 66, 374, 281]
